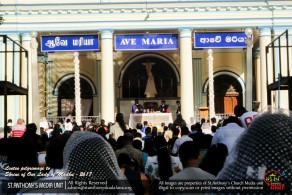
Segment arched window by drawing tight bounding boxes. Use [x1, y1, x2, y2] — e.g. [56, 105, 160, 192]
[56, 76, 95, 116]
[121, 55, 178, 98]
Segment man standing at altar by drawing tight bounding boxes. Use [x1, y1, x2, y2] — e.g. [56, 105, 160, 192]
[158, 100, 169, 113]
[132, 99, 144, 113]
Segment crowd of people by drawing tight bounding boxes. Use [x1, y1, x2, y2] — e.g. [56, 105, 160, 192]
[0, 105, 291, 194]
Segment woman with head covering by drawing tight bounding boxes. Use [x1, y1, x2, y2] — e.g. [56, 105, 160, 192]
[217, 111, 292, 193]
[173, 114, 187, 129]
[109, 113, 128, 141]
[63, 131, 132, 194]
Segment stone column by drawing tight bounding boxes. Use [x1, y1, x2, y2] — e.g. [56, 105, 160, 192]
[207, 49, 215, 118]
[254, 49, 261, 104]
[95, 52, 102, 117]
[100, 30, 115, 123]
[245, 28, 253, 111]
[73, 52, 82, 125]
[179, 28, 194, 122]
[259, 28, 272, 110]
[30, 32, 40, 130]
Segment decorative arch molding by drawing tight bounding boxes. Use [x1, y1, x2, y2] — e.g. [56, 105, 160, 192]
[118, 53, 180, 85]
[202, 71, 245, 95]
[53, 74, 97, 96]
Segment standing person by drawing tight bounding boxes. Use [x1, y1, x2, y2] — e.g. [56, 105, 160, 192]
[132, 99, 144, 113]
[7, 119, 13, 128]
[145, 136, 182, 195]
[64, 118, 73, 132]
[11, 118, 26, 138]
[115, 133, 144, 172]
[163, 125, 173, 142]
[175, 100, 181, 115]
[136, 122, 146, 138]
[173, 114, 187, 129]
[169, 141, 215, 181]
[4, 119, 13, 139]
[211, 117, 217, 127]
[211, 116, 244, 153]
[158, 100, 168, 113]
[96, 119, 109, 133]
[172, 126, 192, 156]
[109, 113, 128, 141]
[234, 105, 258, 129]
[141, 121, 148, 133]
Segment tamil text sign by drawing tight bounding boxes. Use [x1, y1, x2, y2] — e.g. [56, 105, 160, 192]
[41, 35, 99, 52]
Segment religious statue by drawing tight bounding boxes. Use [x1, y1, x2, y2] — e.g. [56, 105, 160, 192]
[143, 60, 157, 98]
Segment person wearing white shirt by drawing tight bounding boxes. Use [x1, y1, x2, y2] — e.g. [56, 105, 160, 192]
[234, 105, 258, 129]
[211, 116, 244, 153]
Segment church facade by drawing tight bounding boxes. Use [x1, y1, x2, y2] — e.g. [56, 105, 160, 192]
[0, 0, 291, 127]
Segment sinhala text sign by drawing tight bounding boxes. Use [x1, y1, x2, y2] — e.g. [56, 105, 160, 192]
[194, 32, 248, 48]
[41, 35, 99, 52]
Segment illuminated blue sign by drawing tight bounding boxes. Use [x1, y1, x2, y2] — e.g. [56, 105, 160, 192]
[41, 35, 99, 52]
[115, 34, 178, 51]
[194, 32, 248, 48]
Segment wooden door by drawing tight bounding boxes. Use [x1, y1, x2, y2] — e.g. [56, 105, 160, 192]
[224, 96, 238, 113]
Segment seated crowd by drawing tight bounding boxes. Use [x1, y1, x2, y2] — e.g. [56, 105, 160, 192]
[0, 106, 291, 194]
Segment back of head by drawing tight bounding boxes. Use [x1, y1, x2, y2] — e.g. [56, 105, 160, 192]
[176, 114, 183, 120]
[136, 122, 143, 130]
[191, 122, 202, 132]
[211, 117, 216, 123]
[181, 126, 189, 135]
[153, 136, 167, 150]
[132, 139, 142, 150]
[46, 132, 71, 169]
[179, 141, 200, 162]
[211, 125, 217, 133]
[199, 143, 228, 176]
[168, 123, 174, 130]
[172, 127, 180, 136]
[117, 153, 130, 168]
[143, 138, 155, 155]
[25, 123, 37, 134]
[123, 132, 134, 145]
[145, 127, 152, 135]
[6, 136, 38, 181]
[234, 105, 247, 117]
[17, 118, 23, 125]
[116, 113, 124, 122]
[63, 131, 125, 192]
[222, 116, 242, 127]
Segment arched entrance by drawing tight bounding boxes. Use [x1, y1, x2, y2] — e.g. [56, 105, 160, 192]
[119, 53, 179, 98]
[204, 72, 244, 114]
[53, 74, 96, 116]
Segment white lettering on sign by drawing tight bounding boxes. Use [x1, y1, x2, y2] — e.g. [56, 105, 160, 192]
[225, 36, 245, 43]
[200, 35, 245, 44]
[45, 37, 68, 48]
[200, 36, 221, 44]
[142, 38, 174, 45]
[73, 37, 94, 47]
[120, 39, 137, 45]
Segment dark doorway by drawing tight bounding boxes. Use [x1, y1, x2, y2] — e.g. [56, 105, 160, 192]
[57, 77, 94, 116]
[122, 55, 178, 98]
[209, 74, 243, 114]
